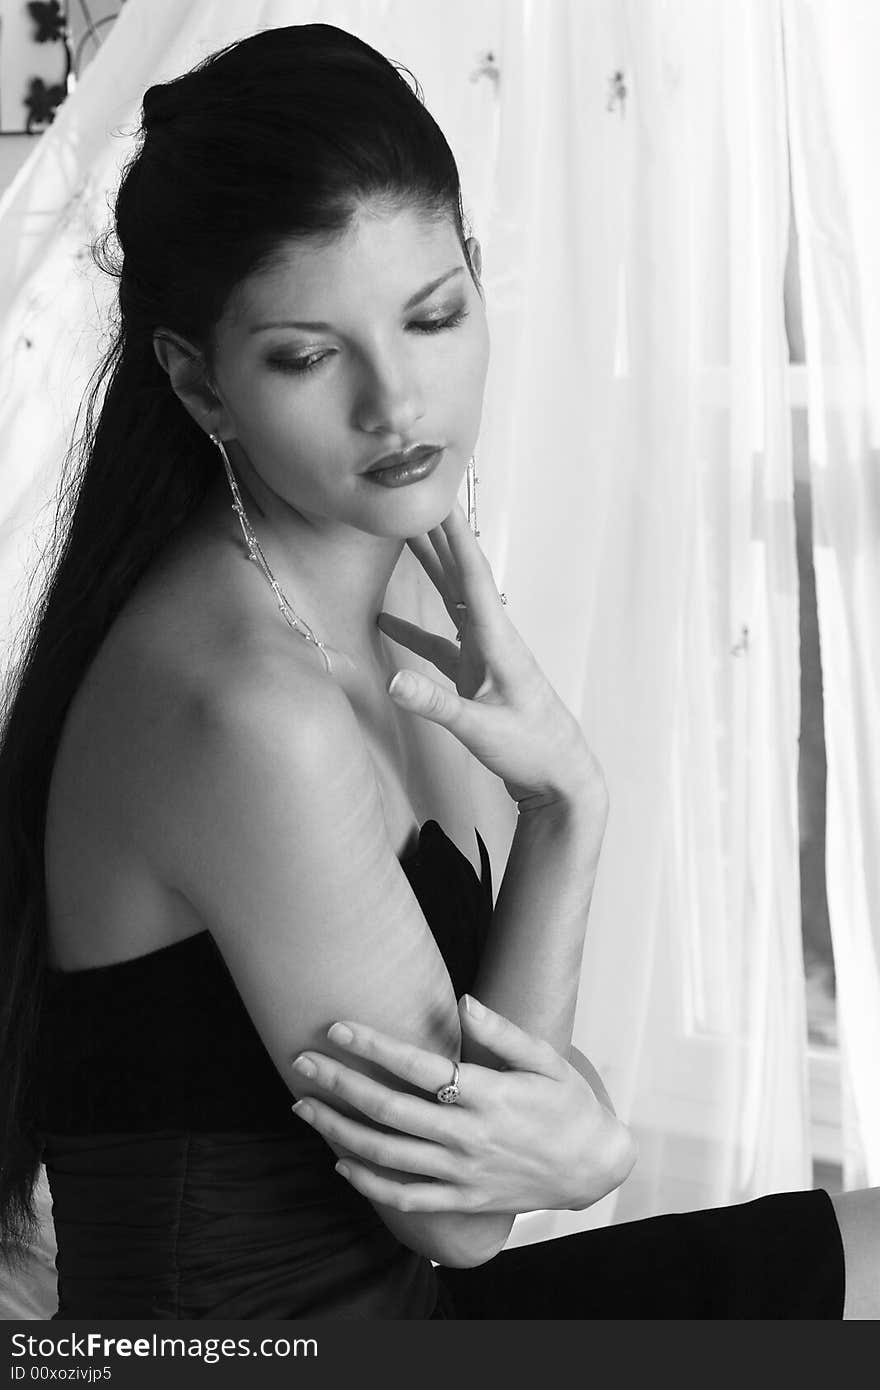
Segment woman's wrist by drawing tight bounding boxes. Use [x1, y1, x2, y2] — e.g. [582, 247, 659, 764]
[515, 754, 609, 825]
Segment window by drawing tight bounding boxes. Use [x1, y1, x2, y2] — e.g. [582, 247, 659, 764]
[785, 182, 842, 1192]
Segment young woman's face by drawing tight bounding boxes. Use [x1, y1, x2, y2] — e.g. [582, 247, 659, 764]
[209, 203, 490, 537]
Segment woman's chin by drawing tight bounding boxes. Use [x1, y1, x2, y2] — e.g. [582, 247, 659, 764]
[360, 465, 464, 535]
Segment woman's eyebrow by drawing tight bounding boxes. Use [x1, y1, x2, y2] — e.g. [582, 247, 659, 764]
[249, 266, 465, 334]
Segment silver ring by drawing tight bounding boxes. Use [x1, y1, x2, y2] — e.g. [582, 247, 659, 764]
[435, 1061, 461, 1104]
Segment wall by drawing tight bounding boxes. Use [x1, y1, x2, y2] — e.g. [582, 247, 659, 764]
[0, 0, 122, 197]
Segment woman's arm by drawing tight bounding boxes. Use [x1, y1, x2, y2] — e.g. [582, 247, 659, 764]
[243, 505, 636, 1222]
[378, 505, 611, 1083]
[568, 1043, 617, 1116]
[163, 664, 513, 1269]
[287, 1000, 636, 1218]
[463, 780, 608, 1069]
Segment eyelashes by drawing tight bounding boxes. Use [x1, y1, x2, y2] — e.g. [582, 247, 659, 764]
[413, 308, 469, 337]
[265, 308, 470, 377]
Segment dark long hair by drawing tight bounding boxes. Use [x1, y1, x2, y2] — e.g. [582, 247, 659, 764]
[0, 22, 475, 1262]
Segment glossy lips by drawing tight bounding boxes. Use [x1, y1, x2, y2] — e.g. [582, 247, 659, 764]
[363, 446, 444, 487]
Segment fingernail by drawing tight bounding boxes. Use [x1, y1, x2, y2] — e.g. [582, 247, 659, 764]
[328, 1023, 354, 1046]
[335, 1161, 352, 1180]
[292, 1055, 317, 1078]
[292, 1101, 315, 1123]
[463, 995, 485, 1018]
[389, 671, 416, 699]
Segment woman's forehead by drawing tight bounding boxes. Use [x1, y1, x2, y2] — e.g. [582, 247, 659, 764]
[225, 208, 463, 326]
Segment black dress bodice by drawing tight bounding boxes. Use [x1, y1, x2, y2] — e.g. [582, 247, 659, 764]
[34, 820, 493, 1319]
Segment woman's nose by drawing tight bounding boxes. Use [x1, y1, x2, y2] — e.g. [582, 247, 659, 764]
[354, 353, 426, 438]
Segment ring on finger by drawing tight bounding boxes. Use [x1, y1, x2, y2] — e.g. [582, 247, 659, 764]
[435, 1060, 462, 1105]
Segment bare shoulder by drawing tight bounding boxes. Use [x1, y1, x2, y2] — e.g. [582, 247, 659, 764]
[131, 609, 359, 886]
[166, 634, 370, 855]
[188, 636, 356, 773]
[43, 507, 345, 966]
[164, 638, 384, 918]
[162, 634, 459, 1030]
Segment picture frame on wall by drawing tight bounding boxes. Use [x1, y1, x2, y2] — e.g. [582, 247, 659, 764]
[0, 0, 72, 134]
[0, 0, 123, 135]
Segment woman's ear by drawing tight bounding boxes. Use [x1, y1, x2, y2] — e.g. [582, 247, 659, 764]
[152, 329, 234, 439]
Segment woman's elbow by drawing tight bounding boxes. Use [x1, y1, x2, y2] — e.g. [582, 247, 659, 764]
[614, 1123, 639, 1184]
[599, 1120, 639, 1199]
[413, 1215, 514, 1270]
[433, 1225, 512, 1269]
[567, 1117, 638, 1212]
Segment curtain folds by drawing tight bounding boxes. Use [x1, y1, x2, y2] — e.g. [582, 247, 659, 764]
[783, 0, 880, 1188]
[501, 0, 807, 1245]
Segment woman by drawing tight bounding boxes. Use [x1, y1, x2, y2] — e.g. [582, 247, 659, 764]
[0, 23, 865, 1318]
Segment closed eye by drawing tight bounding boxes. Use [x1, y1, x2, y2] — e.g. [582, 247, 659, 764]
[410, 308, 469, 335]
[265, 308, 470, 377]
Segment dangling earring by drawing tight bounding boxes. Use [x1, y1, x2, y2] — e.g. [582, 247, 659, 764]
[466, 455, 480, 537]
[208, 433, 332, 675]
[463, 454, 508, 611]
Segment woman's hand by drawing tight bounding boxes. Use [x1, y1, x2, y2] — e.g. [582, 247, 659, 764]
[289, 996, 637, 1216]
[377, 501, 606, 811]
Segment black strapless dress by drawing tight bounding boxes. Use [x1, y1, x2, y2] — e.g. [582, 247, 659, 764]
[35, 819, 846, 1319]
[35, 820, 493, 1319]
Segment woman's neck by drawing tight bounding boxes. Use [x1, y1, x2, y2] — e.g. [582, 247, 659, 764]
[196, 471, 405, 679]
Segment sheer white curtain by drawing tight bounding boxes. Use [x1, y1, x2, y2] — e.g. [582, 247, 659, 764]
[783, 0, 880, 1188]
[0, 0, 809, 1299]
[485, 0, 807, 1245]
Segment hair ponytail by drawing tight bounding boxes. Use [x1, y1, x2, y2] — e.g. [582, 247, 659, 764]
[0, 20, 476, 1260]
